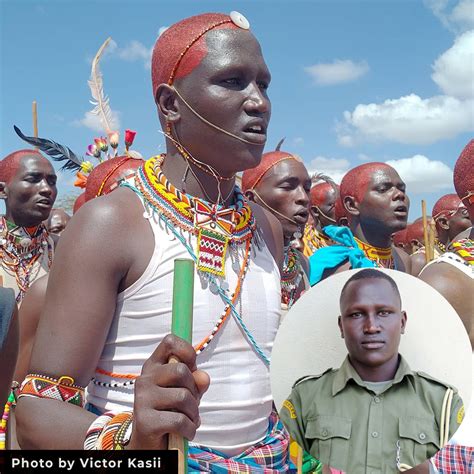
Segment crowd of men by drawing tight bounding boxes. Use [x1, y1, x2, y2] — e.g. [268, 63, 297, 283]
[0, 10, 472, 474]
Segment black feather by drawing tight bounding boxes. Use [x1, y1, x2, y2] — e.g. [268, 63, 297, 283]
[13, 125, 83, 172]
[275, 137, 286, 151]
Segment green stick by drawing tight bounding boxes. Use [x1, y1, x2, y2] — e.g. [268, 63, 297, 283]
[169, 258, 194, 474]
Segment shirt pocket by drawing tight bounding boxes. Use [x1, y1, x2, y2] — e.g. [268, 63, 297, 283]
[398, 417, 440, 467]
[305, 415, 352, 471]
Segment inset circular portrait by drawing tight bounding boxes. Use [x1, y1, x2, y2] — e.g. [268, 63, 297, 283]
[271, 268, 472, 473]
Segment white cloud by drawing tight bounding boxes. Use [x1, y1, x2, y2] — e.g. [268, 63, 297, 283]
[424, 0, 474, 33]
[337, 93, 474, 146]
[72, 110, 121, 133]
[386, 154, 453, 193]
[307, 156, 351, 183]
[116, 40, 153, 70]
[432, 30, 474, 99]
[293, 137, 304, 146]
[304, 59, 369, 86]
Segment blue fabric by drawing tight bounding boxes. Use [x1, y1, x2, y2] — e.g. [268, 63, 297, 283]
[309, 226, 376, 286]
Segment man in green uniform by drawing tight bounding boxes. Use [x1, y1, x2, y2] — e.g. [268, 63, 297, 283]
[281, 269, 464, 473]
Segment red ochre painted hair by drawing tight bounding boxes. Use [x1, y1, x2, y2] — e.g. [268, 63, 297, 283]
[432, 194, 462, 221]
[0, 149, 43, 183]
[73, 193, 86, 214]
[340, 162, 394, 203]
[242, 151, 301, 192]
[310, 182, 338, 207]
[151, 13, 239, 101]
[406, 220, 425, 244]
[453, 139, 474, 209]
[85, 156, 144, 202]
[392, 228, 408, 246]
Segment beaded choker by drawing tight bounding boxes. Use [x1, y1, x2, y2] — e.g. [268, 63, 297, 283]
[354, 237, 395, 269]
[134, 155, 256, 277]
[281, 246, 303, 309]
[0, 217, 53, 302]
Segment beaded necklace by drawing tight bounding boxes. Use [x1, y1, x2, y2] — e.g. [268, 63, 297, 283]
[94, 155, 269, 388]
[0, 217, 53, 302]
[450, 238, 474, 266]
[281, 245, 303, 309]
[354, 237, 395, 269]
[435, 239, 447, 254]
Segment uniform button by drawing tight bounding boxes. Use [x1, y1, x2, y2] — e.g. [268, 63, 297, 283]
[419, 432, 426, 440]
[371, 431, 379, 438]
[374, 396, 381, 403]
[322, 429, 328, 437]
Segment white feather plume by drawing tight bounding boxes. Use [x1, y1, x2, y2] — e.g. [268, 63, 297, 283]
[88, 37, 116, 134]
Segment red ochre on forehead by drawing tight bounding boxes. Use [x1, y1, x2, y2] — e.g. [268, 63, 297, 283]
[432, 194, 462, 220]
[0, 149, 43, 184]
[310, 182, 338, 207]
[151, 13, 239, 101]
[241, 151, 301, 191]
[340, 162, 394, 203]
[454, 139, 474, 208]
[85, 156, 144, 202]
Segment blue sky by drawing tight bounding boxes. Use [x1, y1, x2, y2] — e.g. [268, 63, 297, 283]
[1, 0, 473, 219]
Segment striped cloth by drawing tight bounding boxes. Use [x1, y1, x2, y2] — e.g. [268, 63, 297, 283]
[188, 411, 291, 473]
[433, 445, 474, 473]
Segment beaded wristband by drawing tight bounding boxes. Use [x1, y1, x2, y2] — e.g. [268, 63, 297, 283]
[18, 374, 85, 408]
[84, 411, 133, 450]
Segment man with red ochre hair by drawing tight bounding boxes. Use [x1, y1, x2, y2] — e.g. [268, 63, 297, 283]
[422, 140, 474, 474]
[411, 195, 471, 276]
[308, 162, 410, 285]
[0, 149, 57, 303]
[16, 11, 294, 471]
[334, 193, 349, 227]
[392, 228, 409, 252]
[301, 175, 338, 257]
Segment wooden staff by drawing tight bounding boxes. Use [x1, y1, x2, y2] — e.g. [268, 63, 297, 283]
[421, 200, 431, 264]
[428, 219, 436, 261]
[32, 101, 38, 139]
[297, 444, 303, 474]
[168, 259, 195, 474]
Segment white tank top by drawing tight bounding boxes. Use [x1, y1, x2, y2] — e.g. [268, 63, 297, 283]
[86, 187, 282, 455]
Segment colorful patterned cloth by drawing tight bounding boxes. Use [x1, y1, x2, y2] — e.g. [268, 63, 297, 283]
[433, 445, 474, 473]
[302, 224, 331, 257]
[308, 226, 376, 286]
[188, 411, 292, 473]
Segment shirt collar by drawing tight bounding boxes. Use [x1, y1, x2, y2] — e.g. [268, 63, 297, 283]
[332, 354, 414, 396]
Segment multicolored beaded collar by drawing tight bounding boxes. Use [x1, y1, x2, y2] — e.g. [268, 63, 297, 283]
[0, 217, 53, 302]
[450, 238, 474, 266]
[281, 245, 303, 309]
[354, 237, 395, 269]
[134, 154, 256, 277]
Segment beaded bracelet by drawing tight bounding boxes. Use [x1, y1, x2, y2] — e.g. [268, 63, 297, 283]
[18, 374, 85, 408]
[84, 411, 133, 450]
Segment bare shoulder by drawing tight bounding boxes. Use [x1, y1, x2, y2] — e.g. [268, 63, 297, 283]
[393, 245, 411, 273]
[410, 251, 426, 276]
[249, 201, 284, 270]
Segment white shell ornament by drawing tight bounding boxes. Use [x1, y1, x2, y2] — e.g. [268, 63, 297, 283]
[230, 11, 250, 30]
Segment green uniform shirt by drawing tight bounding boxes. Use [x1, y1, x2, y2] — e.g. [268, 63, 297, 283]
[281, 355, 464, 474]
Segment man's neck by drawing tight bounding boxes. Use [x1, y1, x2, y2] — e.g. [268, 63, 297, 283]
[349, 354, 400, 382]
[161, 149, 236, 207]
[352, 223, 392, 248]
[3, 212, 42, 229]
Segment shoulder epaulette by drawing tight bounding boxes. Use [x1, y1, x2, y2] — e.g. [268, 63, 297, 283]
[292, 368, 334, 388]
[415, 371, 457, 392]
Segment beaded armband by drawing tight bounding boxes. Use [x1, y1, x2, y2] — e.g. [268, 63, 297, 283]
[84, 411, 133, 450]
[17, 374, 85, 408]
